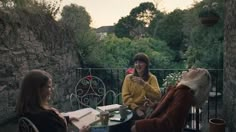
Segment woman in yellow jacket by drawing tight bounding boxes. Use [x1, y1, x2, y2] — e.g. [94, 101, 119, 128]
[122, 53, 161, 119]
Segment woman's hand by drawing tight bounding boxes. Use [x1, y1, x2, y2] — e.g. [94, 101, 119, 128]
[131, 76, 145, 86]
[80, 125, 90, 132]
[131, 125, 137, 132]
[143, 97, 154, 107]
[69, 116, 79, 122]
[136, 108, 145, 118]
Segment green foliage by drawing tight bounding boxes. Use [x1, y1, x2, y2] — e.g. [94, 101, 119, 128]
[183, 0, 224, 69]
[114, 2, 156, 39]
[0, 0, 61, 17]
[148, 10, 165, 37]
[41, 0, 62, 17]
[199, 8, 219, 18]
[130, 2, 156, 26]
[60, 4, 91, 32]
[87, 35, 175, 69]
[0, 0, 224, 71]
[148, 9, 187, 67]
[0, 0, 32, 8]
[149, 9, 186, 54]
[86, 35, 133, 68]
[0, 0, 62, 17]
[198, 1, 219, 18]
[114, 16, 137, 38]
[59, 4, 98, 67]
[163, 71, 183, 87]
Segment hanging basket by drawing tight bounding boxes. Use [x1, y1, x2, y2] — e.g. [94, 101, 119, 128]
[200, 16, 219, 26]
[199, 9, 220, 27]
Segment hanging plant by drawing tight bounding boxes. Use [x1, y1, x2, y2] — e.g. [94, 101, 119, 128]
[199, 2, 220, 26]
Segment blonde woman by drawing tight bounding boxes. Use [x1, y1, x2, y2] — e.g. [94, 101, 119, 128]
[131, 68, 212, 132]
[16, 69, 89, 132]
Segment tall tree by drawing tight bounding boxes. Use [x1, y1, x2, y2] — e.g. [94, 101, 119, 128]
[114, 2, 156, 39]
[60, 4, 91, 33]
[149, 9, 186, 62]
[59, 4, 98, 67]
[183, 0, 224, 69]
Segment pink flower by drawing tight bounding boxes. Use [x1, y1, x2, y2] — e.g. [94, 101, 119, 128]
[86, 75, 93, 80]
[126, 68, 134, 75]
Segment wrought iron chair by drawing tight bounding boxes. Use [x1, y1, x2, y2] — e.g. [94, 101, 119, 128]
[103, 90, 122, 105]
[70, 75, 106, 109]
[18, 117, 39, 132]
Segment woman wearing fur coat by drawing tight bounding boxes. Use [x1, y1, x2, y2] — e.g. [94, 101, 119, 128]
[131, 68, 212, 132]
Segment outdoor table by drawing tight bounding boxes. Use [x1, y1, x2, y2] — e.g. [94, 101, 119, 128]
[90, 109, 133, 132]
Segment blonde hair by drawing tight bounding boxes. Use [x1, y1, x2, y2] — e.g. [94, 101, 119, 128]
[177, 68, 212, 107]
[16, 69, 52, 115]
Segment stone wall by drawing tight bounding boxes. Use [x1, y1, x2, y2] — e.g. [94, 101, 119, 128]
[223, 0, 236, 131]
[0, 8, 80, 121]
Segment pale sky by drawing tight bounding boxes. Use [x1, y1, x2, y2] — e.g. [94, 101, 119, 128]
[59, 0, 201, 28]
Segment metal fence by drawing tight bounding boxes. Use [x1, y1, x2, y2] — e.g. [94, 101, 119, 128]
[75, 68, 223, 131]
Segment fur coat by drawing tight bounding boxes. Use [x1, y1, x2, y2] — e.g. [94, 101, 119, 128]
[135, 85, 194, 132]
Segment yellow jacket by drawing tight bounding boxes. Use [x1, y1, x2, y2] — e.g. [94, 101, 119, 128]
[122, 73, 161, 110]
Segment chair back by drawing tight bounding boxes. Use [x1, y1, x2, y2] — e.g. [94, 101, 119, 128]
[103, 90, 122, 105]
[18, 117, 39, 132]
[70, 75, 106, 109]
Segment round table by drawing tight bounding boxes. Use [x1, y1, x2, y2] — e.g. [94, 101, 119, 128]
[90, 110, 133, 132]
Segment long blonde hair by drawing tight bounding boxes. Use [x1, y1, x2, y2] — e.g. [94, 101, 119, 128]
[16, 69, 52, 115]
[177, 68, 212, 108]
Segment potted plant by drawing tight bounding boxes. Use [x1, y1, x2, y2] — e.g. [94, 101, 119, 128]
[209, 118, 226, 132]
[199, 2, 220, 26]
[162, 71, 183, 94]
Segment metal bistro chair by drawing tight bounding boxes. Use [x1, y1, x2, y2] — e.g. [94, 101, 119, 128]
[18, 117, 39, 132]
[70, 75, 106, 109]
[103, 90, 122, 105]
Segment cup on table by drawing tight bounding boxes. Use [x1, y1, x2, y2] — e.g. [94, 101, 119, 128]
[119, 105, 128, 121]
[100, 111, 109, 125]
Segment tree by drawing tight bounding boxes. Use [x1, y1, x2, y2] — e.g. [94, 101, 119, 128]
[148, 10, 165, 37]
[183, 0, 224, 69]
[0, 0, 33, 8]
[114, 2, 156, 39]
[60, 4, 91, 33]
[59, 4, 98, 67]
[0, 0, 61, 17]
[130, 2, 156, 27]
[114, 16, 135, 38]
[149, 9, 186, 62]
[88, 35, 175, 68]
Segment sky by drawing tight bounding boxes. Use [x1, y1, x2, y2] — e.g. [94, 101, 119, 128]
[59, 0, 201, 28]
